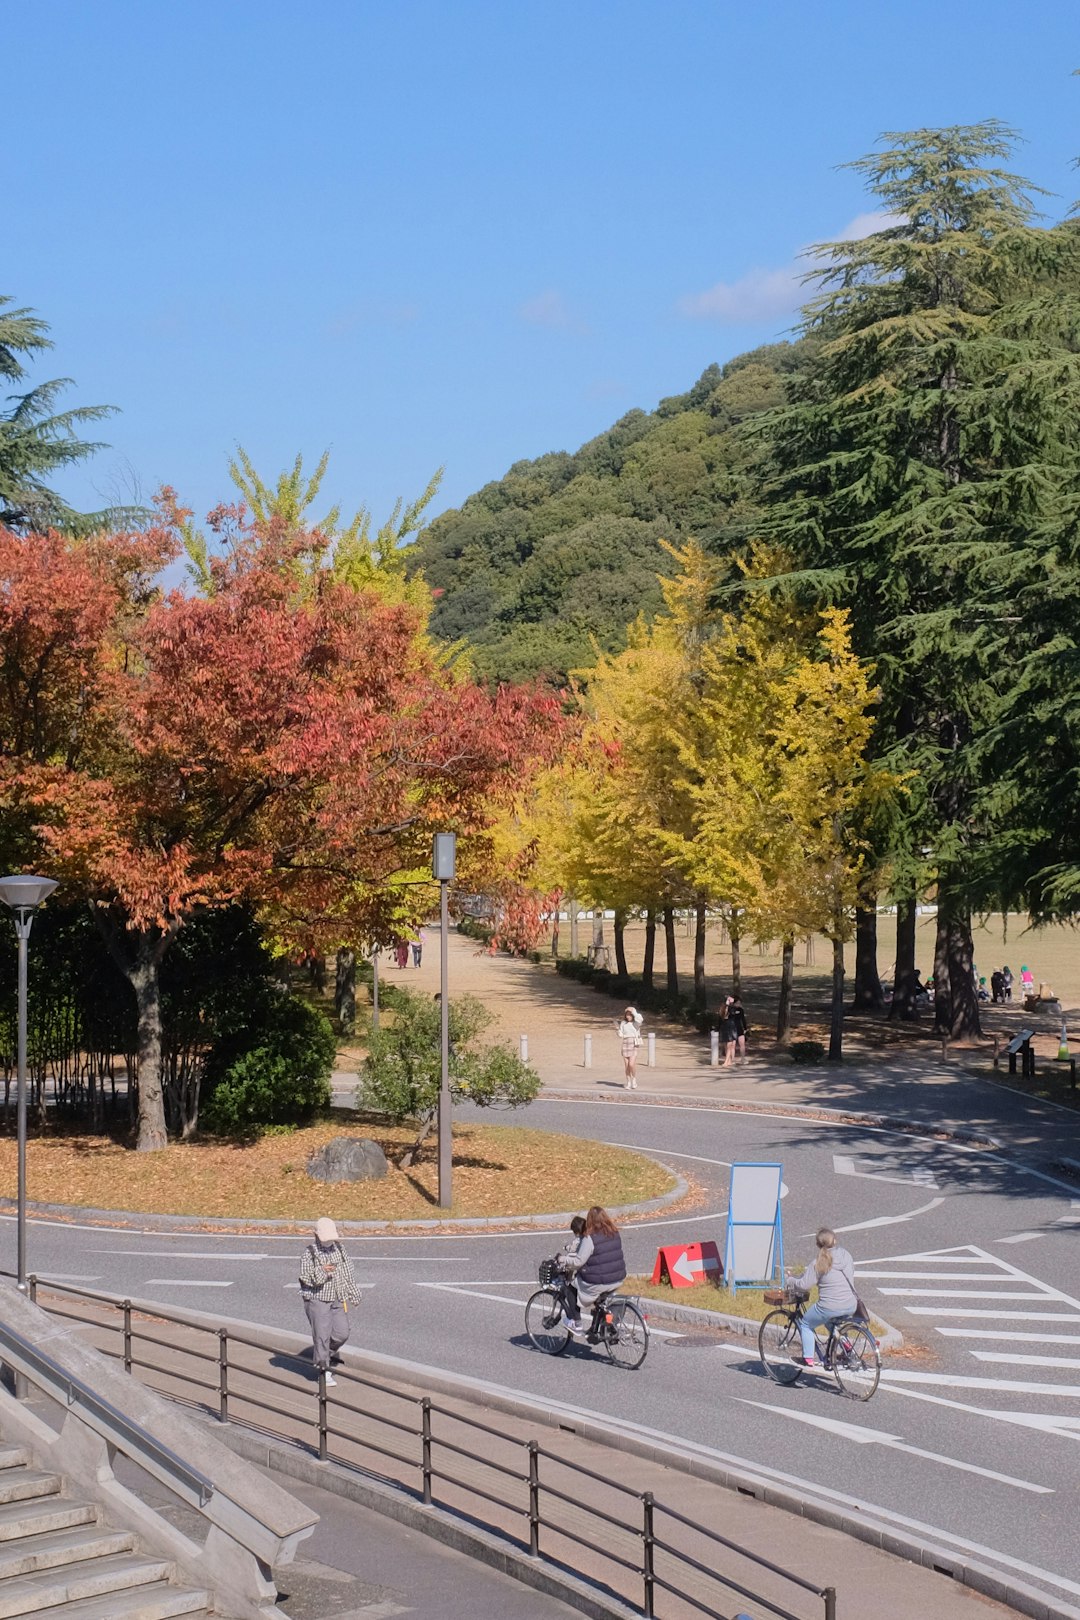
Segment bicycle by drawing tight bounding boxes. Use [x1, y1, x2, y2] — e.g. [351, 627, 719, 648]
[758, 1289, 880, 1400]
[524, 1258, 649, 1370]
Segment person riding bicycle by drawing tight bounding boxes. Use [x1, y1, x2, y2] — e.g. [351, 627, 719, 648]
[558, 1207, 626, 1338]
[785, 1228, 859, 1367]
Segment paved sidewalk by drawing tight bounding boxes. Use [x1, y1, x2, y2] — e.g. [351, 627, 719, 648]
[52, 1287, 1034, 1620]
[336, 928, 1080, 1174]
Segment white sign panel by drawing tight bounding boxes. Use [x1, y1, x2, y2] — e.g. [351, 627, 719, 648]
[726, 1162, 783, 1284]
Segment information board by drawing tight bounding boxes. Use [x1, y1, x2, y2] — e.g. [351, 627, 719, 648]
[724, 1161, 784, 1292]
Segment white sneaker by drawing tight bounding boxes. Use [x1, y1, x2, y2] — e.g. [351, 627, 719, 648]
[322, 1371, 337, 1387]
[565, 1320, 585, 1336]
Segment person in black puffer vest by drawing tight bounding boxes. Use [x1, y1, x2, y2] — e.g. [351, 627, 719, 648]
[559, 1206, 626, 1337]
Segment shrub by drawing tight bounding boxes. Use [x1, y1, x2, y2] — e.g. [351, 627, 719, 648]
[789, 1040, 826, 1065]
[201, 993, 335, 1133]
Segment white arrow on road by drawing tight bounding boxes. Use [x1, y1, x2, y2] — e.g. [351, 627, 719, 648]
[833, 1154, 939, 1190]
[735, 1399, 1051, 1493]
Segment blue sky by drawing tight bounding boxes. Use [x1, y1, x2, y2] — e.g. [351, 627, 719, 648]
[7, 1, 1080, 538]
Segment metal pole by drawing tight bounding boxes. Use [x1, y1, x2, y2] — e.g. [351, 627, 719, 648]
[527, 1440, 540, 1557]
[824, 1586, 837, 1620]
[583, 1033, 592, 1069]
[519, 1034, 528, 1062]
[647, 1031, 656, 1068]
[421, 1397, 433, 1504]
[642, 1491, 655, 1618]
[438, 879, 451, 1208]
[372, 947, 380, 1032]
[15, 919, 29, 1290]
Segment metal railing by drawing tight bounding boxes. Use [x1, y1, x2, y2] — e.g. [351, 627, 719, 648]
[29, 1276, 837, 1620]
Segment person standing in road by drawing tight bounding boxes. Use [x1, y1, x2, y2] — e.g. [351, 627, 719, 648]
[299, 1217, 362, 1386]
[615, 1006, 644, 1088]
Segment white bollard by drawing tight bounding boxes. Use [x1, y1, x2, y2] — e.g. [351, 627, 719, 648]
[519, 1033, 529, 1062]
[647, 1032, 656, 1068]
[710, 1029, 719, 1068]
[583, 1033, 592, 1069]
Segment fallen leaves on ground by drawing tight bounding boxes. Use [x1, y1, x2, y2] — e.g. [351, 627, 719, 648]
[0, 1117, 675, 1222]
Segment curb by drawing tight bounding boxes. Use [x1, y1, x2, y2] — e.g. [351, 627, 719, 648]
[211, 1420, 639, 1620]
[635, 1293, 905, 1352]
[0, 1166, 689, 1236]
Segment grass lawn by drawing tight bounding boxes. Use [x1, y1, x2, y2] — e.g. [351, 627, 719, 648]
[2, 1116, 676, 1223]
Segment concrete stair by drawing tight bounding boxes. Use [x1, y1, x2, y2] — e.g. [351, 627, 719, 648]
[0, 1442, 213, 1619]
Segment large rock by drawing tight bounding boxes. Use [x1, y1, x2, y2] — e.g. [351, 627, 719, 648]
[307, 1136, 389, 1183]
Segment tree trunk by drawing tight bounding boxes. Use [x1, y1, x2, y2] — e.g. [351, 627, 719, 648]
[614, 910, 629, 980]
[933, 907, 951, 1035]
[852, 900, 885, 1012]
[569, 897, 579, 959]
[889, 896, 920, 1021]
[336, 947, 356, 1035]
[730, 911, 742, 998]
[550, 912, 560, 959]
[776, 935, 795, 1043]
[642, 909, 656, 990]
[828, 934, 845, 1062]
[946, 903, 981, 1039]
[693, 900, 707, 1009]
[129, 937, 167, 1152]
[663, 908, 678, 998]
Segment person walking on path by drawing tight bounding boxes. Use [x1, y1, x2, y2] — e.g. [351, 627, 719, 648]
[729, 994, 748, 1063]
[615, 1006, 644, 1088]
[299, 1217, 362, 1386]
[412, 928, 426, 968]
[716, 998, 736, 1068]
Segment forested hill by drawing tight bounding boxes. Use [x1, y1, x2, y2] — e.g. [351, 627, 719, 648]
[406, 340, 808, 685]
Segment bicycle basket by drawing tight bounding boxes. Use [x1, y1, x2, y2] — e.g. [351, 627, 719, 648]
[538, 1257, 558, 1287]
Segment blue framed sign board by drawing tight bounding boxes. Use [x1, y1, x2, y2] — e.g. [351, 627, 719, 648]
[724, 1161, 784, 1294]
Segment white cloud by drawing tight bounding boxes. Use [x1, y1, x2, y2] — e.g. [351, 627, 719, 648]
[519, 289, 587, 333]
[679, 210, 907, 325]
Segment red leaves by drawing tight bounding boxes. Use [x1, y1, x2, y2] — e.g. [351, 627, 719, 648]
[0, 514, 564, 942]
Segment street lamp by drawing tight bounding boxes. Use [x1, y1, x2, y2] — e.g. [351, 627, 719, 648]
[0, 875, 58, 1288]
[432, 833, 456, 1209]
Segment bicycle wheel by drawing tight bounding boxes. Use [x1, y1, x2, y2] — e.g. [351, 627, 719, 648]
[525, 1288, 571, 1355]
[831, 1321, 880, 1400]
[758, 1310, 804, 1384]
[603, 1299, 649, 1370]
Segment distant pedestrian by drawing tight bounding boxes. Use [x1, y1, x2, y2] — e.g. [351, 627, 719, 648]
[729, 994, 748, 1062]
[615, 1006, 644, 1088]
[1002, 965, 1013, 1002]
[299, 1218, 362, 1387]
[716, 999, 735, 1068]
[1020, 964, 1035, 997]
[395, 940, 409, 970]
[412, 929, 426, 968]
[991, 969, 1005, 1004]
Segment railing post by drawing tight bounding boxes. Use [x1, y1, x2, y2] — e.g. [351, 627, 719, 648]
[218, 1328, 229, 1422]
[527, 1440, 540, 1557]
[824, 1586, 837, 1620]
[642, 1491, 655, 1618]
[421, 1398, 433, 1505]
[317, 1371, 328, 1462]
[27, 1275, 36, 1304]
[123, 1300, 132, 1374]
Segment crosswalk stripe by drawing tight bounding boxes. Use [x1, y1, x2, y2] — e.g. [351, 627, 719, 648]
[937, 1328, 1080, 1343]
[904, 1308, 1080, 1320]
[882, 1370, 1080, 1396]
[971, 1352, 1080, 1370]
[878, 1288, 1054, 1298]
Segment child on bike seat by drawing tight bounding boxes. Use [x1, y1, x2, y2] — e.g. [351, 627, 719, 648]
[558, 1215, 587, 1327]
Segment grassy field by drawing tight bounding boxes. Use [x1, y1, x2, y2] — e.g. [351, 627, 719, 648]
[4, 1117, 676, 1223]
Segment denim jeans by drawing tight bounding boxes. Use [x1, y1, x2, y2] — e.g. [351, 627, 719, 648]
[799, 1302, 834, 1360]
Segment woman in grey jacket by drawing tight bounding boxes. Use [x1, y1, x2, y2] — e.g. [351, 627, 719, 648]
[786, 1228, 858, 1366]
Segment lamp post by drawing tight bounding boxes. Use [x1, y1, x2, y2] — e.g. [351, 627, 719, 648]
[0, 875, 58, 1288]
[432, 833, 456, 1209]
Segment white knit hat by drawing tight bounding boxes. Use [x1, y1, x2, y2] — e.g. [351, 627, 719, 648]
[315, 1217, 338, 1244]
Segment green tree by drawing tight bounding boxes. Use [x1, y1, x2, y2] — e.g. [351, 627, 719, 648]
[0, 295, 129, 534]
[357, 989, 539, 1164]
[756, 123, 1080, 1037]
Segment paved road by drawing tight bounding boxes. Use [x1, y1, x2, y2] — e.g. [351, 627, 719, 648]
[13, 1098, 1080, 1613]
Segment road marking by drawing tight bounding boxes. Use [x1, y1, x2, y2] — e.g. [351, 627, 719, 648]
[904, 1307, 1080, 1321]
[856, 1270, 1008, 1281]
[881, 1381, 1080, 1439]
[972, 1351, 1080, 1370]
[833, 1154, 939, 1189]
[35, 1273, 101, 1282]
[937, 1328, 1080, 1343]
[94, 1250, 271, 1261]
[412, 1280, 682, 1336]
[878, 1287, 1054, 1299]
[603, 1143, 731, 1169]
[996, 1232, 1043, 1244]
[142, 1279, 233, 1288]
[882, 1370, 1080, 1396]
[828, 1195, 945, 1235]
[734, 1399, 1052, 1493]
[282, 1282, 376, 1290]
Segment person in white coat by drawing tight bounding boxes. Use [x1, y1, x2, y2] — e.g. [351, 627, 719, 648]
[615, 1006, 644, 1088]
